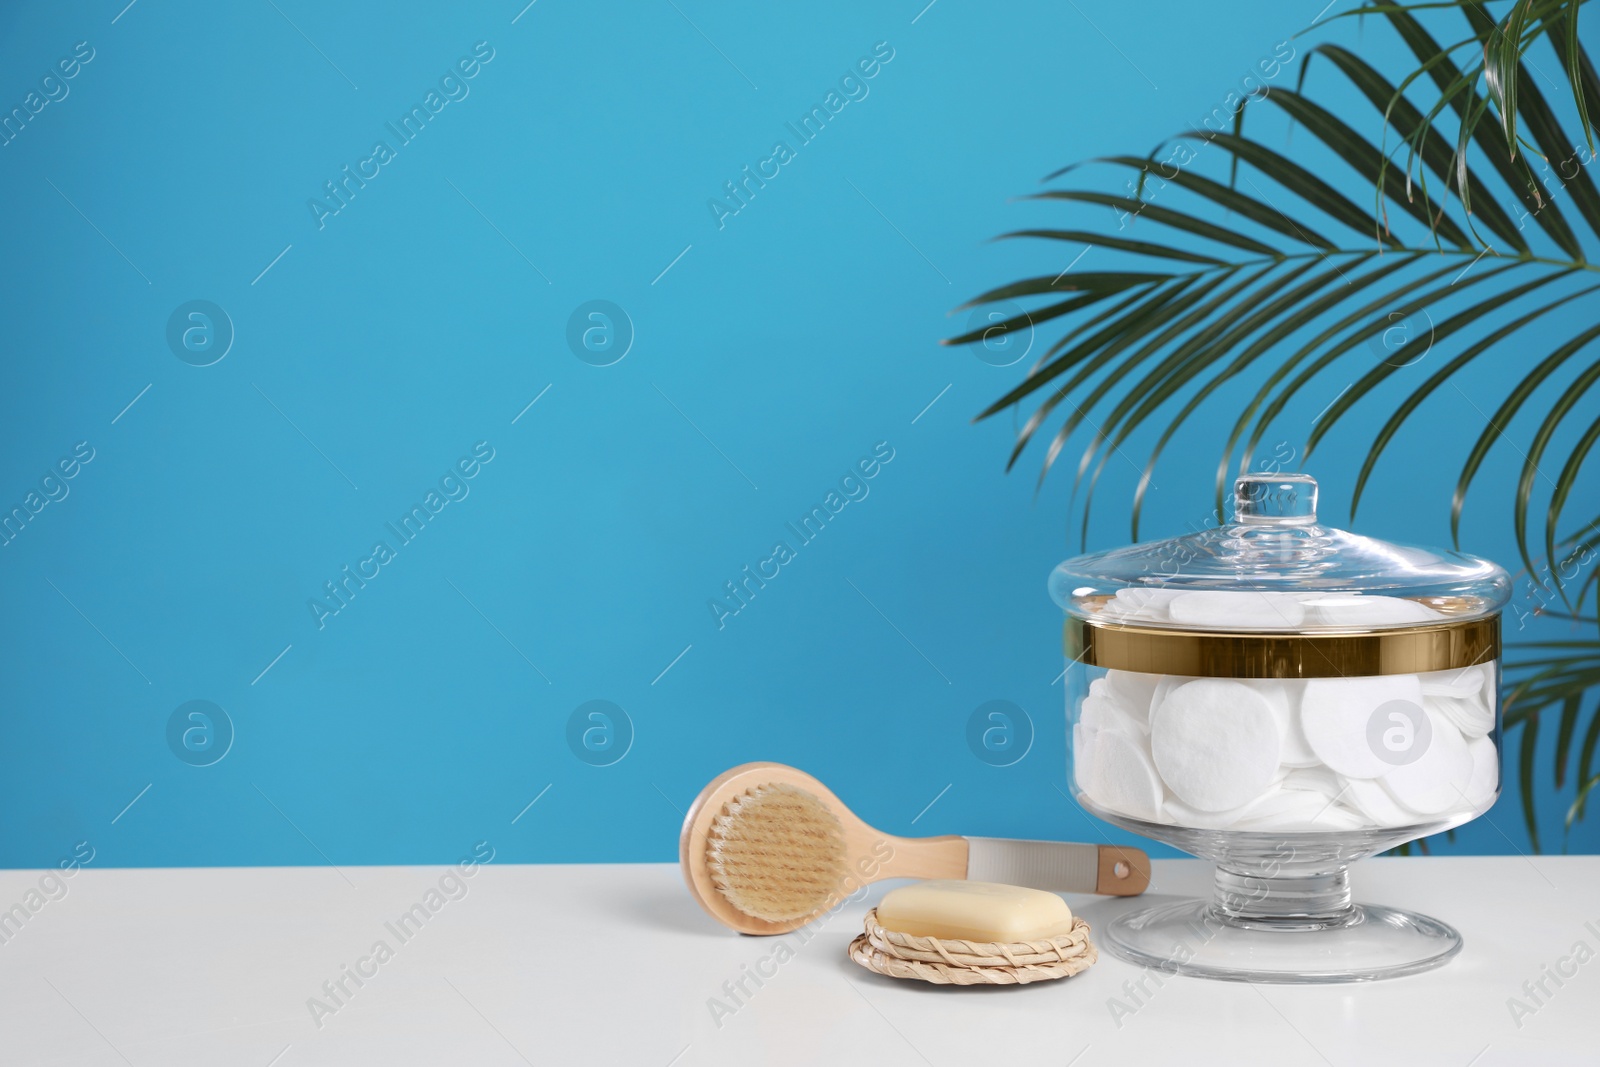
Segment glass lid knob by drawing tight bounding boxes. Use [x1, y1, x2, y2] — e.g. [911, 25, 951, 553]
[1234, 473, 1318, 526]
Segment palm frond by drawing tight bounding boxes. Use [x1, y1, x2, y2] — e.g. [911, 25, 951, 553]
[1505, 640, 1600, 846]
[949, 1, 1600, 846]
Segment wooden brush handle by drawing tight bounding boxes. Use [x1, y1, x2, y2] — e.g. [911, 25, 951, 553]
[866, 833, 969, 882]
[1094, 845, 1151, 895]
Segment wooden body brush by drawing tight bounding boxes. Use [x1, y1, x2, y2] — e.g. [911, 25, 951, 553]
[682, 762, 1150, 935]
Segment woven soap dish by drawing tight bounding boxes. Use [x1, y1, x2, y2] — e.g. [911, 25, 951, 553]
[848, 908, 1098, 985]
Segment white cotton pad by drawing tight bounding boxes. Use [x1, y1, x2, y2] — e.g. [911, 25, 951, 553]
[1084, 676, 1147, 737]
[1149, 676, 1196, 720]
[1087, 728, 1164, 821]
[1260, 679, 1319, 767]
[1105, 587, 1183, 621]
[1150, 679, 1281, 811]
[1104, 670, 1160, 730]
[1431, 694, 1494, 739]
[1280, 766, 1344, 799]
[1302, 594, 1442, 627]
[1475, 663, 1499, 710]
[1072, 724, 1097, 793]
[1301, 674, 1426, 778]
[1380, 707, 1472, 815]
[1232, 790, 1367, 831]
[1462, 737, 1499, 809]
[1168, 590, 1307, 630]
[1081, 689, 1148, 742]
[1233, 788, 1330, 826]
[1419, 667, 1486, 700]
[1312, 809, 1376, 831]
[1305, 804, 1370, 831]
[1343, 775, 1417, 827]
[1079, 692, 1117, 734]
[1161, 796, 1254, 830]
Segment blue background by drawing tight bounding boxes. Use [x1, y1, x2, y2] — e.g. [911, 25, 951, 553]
[1, 0, 1595, 869]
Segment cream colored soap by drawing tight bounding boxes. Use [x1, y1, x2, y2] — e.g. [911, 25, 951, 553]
[876, 880, 1074, 942]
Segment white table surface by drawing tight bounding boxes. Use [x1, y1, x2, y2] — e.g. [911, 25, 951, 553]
[1, 857, 1595, 1065]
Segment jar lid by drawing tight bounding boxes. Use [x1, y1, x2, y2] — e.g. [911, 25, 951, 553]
[1049, 474, 1511, 634]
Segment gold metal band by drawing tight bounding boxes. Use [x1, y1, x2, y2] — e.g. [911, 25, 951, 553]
[1064, 614, 1499, 678]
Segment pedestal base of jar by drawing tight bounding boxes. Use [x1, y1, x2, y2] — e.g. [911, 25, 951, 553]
[1102, 898, 1462, 983]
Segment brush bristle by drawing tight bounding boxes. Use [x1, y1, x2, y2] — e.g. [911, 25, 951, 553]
[706, 782, 848, 923]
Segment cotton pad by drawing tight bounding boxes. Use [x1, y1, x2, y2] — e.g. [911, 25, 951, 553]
[1462, 736, 1499, 808]
[1081, 686, 1148, 741]
[1307, 803, 1370, 831]
[1072, 724, 1097, 793]
[1343, 775, 1417, 826]
[1104, 669, 1160, 730]
[1149, 675, 1196, 722]
[1104, 586, 1183, 621]
[1301, 674, 1426, 778]
[1232, 790, 1367, 831]
[1280, 766, 1344, 798]
[1232, 787, 1331, 826]
[1473, 663, 1499, 709]
[1087, 728, 1164, 821]
[1168, 590, 1307, 630]
[1419, 667, 1486, 700]
[1431, 694, 1494, 739]
[1260, 680, 1319, 767]
[1161, 796, 1253, 830]
[1079, 692, 1118, 734]
[1075, 641, 1495, 832]
[1150, 679, 1281, 811]
[1302, 594, 1442, 627]
[1379, 708, 1472, 815]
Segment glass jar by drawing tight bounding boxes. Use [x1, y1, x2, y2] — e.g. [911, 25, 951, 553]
[1051, 473, 1509, 982]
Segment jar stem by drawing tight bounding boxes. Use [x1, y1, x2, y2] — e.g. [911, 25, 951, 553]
[1211, 865, 1355, 929]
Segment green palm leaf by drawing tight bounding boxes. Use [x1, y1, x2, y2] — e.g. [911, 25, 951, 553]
[1383, 4, 1586, 257]
[1352, 285, 1600, 521]
[950, 0, 1600, 848]
[1298, 43, 1531, 253]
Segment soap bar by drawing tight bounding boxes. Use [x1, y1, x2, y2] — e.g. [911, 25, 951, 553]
[876, 880, 1074, 942]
